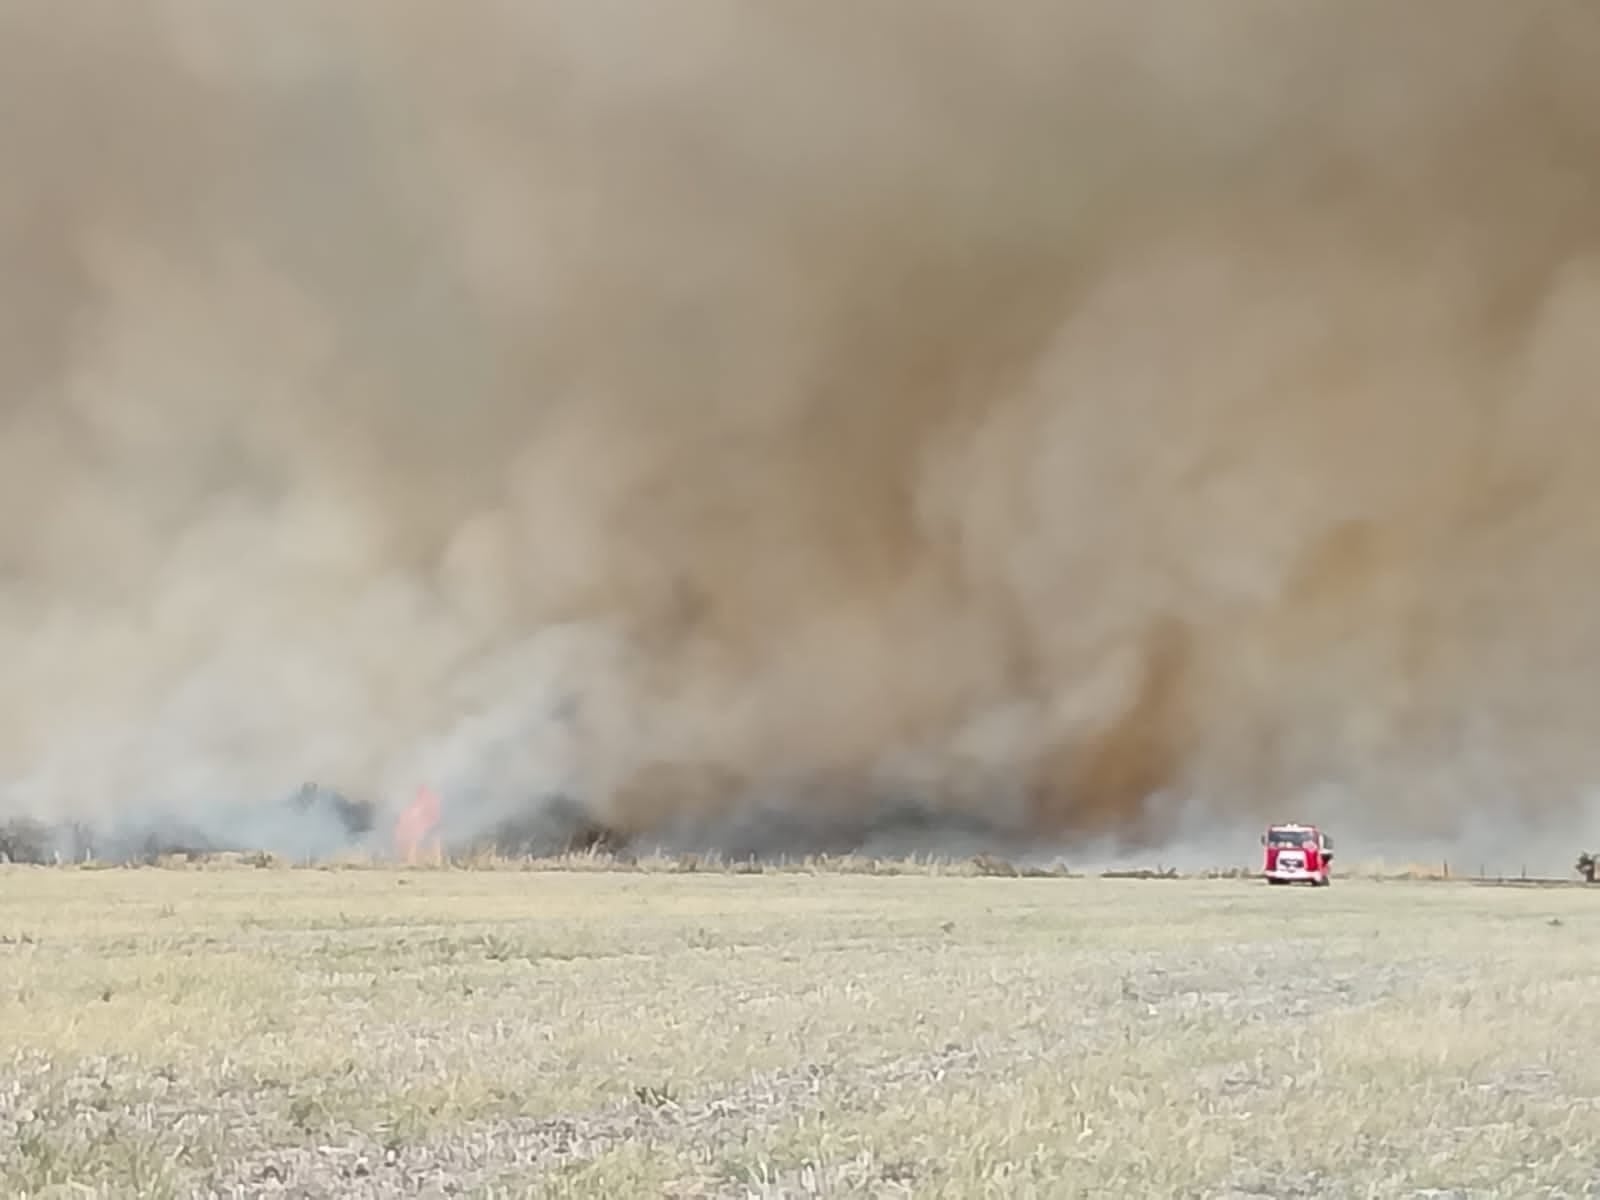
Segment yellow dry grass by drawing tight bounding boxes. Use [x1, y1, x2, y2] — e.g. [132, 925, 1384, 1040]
[2, 865, 1598, 1198]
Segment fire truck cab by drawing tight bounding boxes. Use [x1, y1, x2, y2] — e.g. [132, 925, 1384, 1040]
[1261, 823, 1334, 886]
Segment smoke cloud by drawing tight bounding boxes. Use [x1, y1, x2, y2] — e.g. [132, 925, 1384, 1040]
[4, 1, 1600, 865]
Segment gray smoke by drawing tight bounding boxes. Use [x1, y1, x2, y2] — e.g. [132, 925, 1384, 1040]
[3, 2, 1600, 867]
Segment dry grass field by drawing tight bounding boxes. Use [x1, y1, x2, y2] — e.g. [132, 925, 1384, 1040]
[2, 864, 1599, 1199]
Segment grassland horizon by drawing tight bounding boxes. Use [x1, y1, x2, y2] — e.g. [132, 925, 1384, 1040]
[2, 835, 1589, 889]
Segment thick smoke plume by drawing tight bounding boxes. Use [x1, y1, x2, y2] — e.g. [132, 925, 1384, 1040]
[4, 2, 1600, 865]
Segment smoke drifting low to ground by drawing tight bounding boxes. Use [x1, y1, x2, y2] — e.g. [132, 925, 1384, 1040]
[4, 2, 1600, 866]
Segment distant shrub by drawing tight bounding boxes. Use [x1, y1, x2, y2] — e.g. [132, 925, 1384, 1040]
[0, 819, 52, 864]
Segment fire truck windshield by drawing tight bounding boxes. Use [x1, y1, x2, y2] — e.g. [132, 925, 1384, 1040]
[1267, 828, 1313, 846]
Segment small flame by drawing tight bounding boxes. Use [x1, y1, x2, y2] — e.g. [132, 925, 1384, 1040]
[393, 785, 442, 865]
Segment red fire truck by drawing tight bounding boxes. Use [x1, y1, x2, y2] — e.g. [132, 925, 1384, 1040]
[1261, 823, 1334, 886]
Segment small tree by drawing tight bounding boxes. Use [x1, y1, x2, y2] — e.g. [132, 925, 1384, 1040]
[1578, 851, 1597, 884]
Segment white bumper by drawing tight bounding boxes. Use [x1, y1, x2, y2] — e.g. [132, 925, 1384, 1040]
[1265, 856, 1324, 882]
[1266, 867, 1323, 881]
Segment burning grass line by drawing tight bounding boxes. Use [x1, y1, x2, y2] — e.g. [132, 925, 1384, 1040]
[10, 847, 1593, 886]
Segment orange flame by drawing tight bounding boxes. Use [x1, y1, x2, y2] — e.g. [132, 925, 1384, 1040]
[393, 785, 442, 865]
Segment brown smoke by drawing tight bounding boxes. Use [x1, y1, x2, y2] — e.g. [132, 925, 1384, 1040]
[4, 2, 1600, 861]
